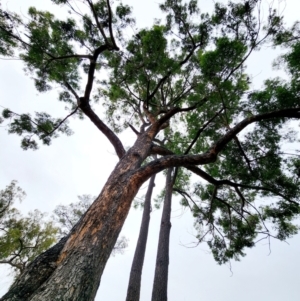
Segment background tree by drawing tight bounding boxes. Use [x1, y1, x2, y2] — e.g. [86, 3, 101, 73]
[0, 181, 57, 276]
[0, 182, 128, 282]
[151, 168, 174, 301]
[126, 173, 156, 301]
[0, 0, 300, 300]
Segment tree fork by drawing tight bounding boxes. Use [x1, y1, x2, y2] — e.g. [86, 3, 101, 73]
[0, 127, 159, 301]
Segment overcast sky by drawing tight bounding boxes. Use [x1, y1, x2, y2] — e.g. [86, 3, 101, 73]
[1, 0, 300, 300]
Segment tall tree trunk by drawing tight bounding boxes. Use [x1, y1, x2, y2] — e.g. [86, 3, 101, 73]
[126, 173, 156, 301]
[0, 129, 157, 301]
[151, 168, 173, 301]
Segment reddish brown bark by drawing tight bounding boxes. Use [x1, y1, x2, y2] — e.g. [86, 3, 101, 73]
[1, 108, 299, 300]
[0, 127, 157, 301]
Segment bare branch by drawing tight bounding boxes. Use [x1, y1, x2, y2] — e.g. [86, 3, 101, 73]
[79, 102, 126, 159]
[84, 44, 108, 101]
[47, 54, 93, 63]
[106, 0, 118, 49]
[86, 0, 108, 43]
[45, 107, 79, 137]
[128, 123, 140, 136]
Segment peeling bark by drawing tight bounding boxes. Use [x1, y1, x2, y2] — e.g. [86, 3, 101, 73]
[1, 107, 299, 300]
[0, 128, 156, 301]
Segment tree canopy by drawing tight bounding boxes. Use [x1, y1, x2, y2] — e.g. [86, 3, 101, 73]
[0, 0, 300, 300]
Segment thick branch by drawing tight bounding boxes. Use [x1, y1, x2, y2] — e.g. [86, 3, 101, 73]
[84, 44, 108, 101]
[87, 0, 108, 43]
[185, 165, 298, 204]
[79, 103, 125, 159]
[142, 107, 300, 186]
[212, 108, 300, 155]
[128, 123, 140, 136]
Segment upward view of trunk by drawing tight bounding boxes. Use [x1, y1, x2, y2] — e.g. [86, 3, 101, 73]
[151, 168, 174, 301]
[0, 130, 157, 301]
[126, 173, 156, 301]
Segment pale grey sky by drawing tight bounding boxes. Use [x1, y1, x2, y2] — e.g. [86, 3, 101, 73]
[1, 1, 300, 300]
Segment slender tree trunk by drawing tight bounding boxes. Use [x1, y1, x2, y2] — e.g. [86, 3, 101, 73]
[151, 168, 173, 301]
[126, 173, 156, 301]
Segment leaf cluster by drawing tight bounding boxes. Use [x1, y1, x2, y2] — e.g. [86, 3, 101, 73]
[0, 181, 58, 276]
[2, 109, 73, 150]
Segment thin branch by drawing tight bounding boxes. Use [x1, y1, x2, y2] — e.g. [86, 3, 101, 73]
[184, 108, 224, 155]
[155, 97, 208, 128]
[0, 24, 30, 49]
[66, 0, 85, 18]
[87, 0, 108, 43]
[238, 189, 270, 233]
[128, 123, 140, 136]
[146, 44, 200, 104]
[173, 188, 201, 212]
[47, 54, 93, 63]
[214, 196, 252, 228]
[233, 135, 254, 174]
[64, 81, 80, 100]
[2, 106, 78, 139]
[44, 107, 79, 137]
[106, 0, 118, 49]
[0, 259, 23, 271]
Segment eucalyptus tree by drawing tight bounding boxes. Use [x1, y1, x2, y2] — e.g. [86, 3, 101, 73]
[151, 168, 174, 301]
[127, 166, 188, 301]
[126, 173, 156, 301]
[0, 0, 300, 300]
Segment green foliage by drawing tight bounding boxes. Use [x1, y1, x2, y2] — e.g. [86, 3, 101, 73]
[1, 0, 300, 267]
[0, 181, 58, 276]
[198, 37, 247, 81]
[0, 186, 128, 278]
[263, 202, 300, 240]
[0, 5, 21, 56]
[1, 0, 135, 148]
[2, 109, 73, 150]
